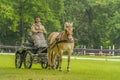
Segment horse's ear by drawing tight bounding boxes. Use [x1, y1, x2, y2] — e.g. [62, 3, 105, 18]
[71, 22, 73, 27]
[64, 22, 69, 29]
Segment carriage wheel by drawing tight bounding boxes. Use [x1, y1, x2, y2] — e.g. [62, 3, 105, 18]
[41, 62, 48, 69]
[55, 56, 60, 69]
[15, 52, 22, 68]
[24, 51, 32, 69]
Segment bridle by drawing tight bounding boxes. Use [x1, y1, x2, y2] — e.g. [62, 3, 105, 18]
[49, 27, 74, 49]
[57, 27, 74, 43]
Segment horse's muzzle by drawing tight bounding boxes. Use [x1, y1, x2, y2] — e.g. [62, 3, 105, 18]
[68, 36, 74, 43]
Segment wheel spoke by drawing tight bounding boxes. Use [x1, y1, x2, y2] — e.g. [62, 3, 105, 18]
[24, 51, 32, 69]
[15, 53, 22, 68]
[41, 62, 48, 69]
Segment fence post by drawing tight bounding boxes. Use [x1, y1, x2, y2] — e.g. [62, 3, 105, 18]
[112, 45, 115, 56]
[109, 46, 111, 55]
[83, 45, 86, 55]
[100, 46, 103, 55]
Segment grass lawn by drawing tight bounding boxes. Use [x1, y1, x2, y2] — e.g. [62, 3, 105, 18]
[0, 55, 120, 80]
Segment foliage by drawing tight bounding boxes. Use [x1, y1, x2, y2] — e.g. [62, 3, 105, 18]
[0, 0, 120, 48]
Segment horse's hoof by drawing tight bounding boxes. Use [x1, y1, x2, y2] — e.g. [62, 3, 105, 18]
[52, 67, 55, 70]
[59, 69, 63, 72]
[67, 69, 70, 72]
[67, 68, 71, 72]
[51, 65, 55, 70]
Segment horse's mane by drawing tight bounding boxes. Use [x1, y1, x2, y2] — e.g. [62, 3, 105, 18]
[48, 32, 59, 45]
[48, 22, 74, 45]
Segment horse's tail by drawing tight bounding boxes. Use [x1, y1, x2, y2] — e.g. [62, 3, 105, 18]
[51, 51, 54, 63]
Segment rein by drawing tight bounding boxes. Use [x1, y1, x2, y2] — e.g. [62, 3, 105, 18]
[49, 28, 74, 49]
[57, 31, 74, 43]
[56, 40, 74, 43]
[49, 32, 74, 49]
[49, 39, 74, 50]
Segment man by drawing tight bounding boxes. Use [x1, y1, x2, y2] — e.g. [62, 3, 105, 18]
[31, 18, 47, 48]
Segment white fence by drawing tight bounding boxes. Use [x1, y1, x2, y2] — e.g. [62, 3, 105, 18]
[1, 45, 120, 56]
[73, 46, 120, 56]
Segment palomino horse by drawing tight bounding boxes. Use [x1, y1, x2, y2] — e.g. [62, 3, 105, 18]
[48, 22, 74, 72]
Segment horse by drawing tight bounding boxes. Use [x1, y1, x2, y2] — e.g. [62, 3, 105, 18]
[47, 22, 74, 72]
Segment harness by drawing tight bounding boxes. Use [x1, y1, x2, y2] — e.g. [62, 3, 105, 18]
[49, 31, 74, 50]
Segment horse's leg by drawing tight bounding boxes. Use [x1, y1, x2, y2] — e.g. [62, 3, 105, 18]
[48, 49, 52, 69]
[59, 51, 63, 71]
[52, 52, 57, 69]
[67, 51, 72, 72]
[51, 51, 55, 69]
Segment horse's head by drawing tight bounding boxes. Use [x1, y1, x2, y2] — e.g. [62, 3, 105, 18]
[64, 22, 74, 42]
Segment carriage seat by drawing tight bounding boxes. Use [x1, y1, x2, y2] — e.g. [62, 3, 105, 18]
[23, 32, 48, 49]
[22, 32, 34, 47]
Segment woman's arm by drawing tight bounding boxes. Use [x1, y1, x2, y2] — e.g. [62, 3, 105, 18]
[31, 25, 38, 33]
[42, 26, 47, 34]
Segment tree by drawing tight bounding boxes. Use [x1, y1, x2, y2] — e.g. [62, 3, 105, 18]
[0, 0, 19, 45]
[0, 0, 120, 49]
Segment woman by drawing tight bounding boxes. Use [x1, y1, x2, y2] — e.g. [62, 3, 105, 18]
[31, 18, 47, 48]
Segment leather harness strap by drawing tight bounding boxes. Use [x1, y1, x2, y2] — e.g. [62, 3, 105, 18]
[49, 31, 74, 49]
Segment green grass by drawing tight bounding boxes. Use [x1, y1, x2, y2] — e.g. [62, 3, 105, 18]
[0, 55, 120, 80]
[73, 55, 117, 58]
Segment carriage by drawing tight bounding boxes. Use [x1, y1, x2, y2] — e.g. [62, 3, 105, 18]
[0, 22, 74, 71]
[15, 34, 59, 69]
[15, 22, 75, 72]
